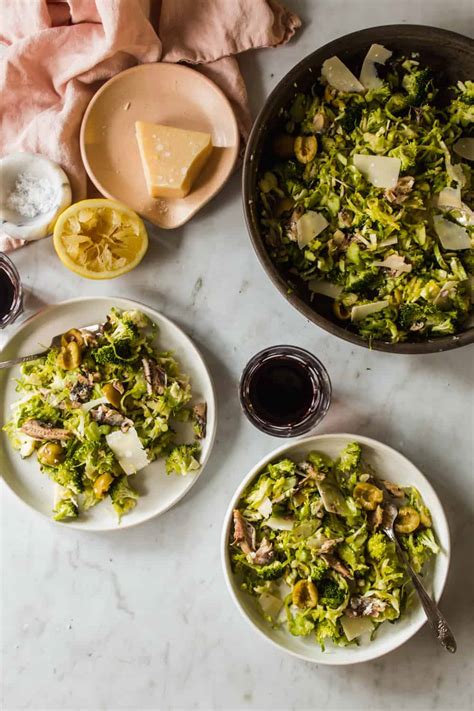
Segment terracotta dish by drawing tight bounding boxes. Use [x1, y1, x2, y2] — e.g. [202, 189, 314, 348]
[80, 64, 239, 229]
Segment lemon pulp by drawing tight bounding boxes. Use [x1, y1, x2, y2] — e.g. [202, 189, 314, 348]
[53, 199, 148, 279]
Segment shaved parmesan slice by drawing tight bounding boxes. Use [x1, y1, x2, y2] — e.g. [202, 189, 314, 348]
[453, 137, 474, 161]
[321, 56, 364, 93]
[351, 300, 389, 322]
[265, 515, 295, 531]
[259, 592, 283, 621]
[80, 396, 108, 413]
[296, 210, 329, 249]
[353, 154, 400, 189]
[435, 187, 462, 209]
[373, 253, 412, 274]
[341, 615, 374, 641]
[441, 141, 466, 187]
[54, 483, 68, 508]
[378, 236, 399, 248]
[433, 215, 471, 250]
[360, 44, 392, 89]
[308, 279, 343, 298]
[106, 427, 149, 475]
[257, 497, 273, 519]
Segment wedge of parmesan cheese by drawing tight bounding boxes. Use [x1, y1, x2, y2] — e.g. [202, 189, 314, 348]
[353, 154, 401, 189]
[433, 215, 471, 250]
[321, 56, 364, 93]
[359, 44, 392, 90]
[135, 121, 213, 199]
[351, 300, 389, 322]
[296, 211, 329, 248]
[105, 427, 150, 476]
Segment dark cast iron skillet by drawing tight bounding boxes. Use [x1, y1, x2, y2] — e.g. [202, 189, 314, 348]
[243, 25, 474, 354]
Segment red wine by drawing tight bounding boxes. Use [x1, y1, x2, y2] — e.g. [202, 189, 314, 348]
[240, 346, 332, 437]
[248, 357, 316, 425]
[0, 255, 23, 328]
[0, 266, 15, 319]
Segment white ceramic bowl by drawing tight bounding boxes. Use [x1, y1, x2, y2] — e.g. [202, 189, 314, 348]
[0, 297, 216, 531]
[221, 433, 450, 665]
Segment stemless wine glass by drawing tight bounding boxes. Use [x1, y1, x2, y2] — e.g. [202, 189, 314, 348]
[239, 345, 332, 437]
[0, 253, 24, 329]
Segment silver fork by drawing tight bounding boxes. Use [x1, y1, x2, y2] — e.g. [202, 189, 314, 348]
[0, 324, 102, 369]
[382, 497, 457, 653]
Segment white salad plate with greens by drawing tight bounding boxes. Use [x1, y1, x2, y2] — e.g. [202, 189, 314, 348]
[0, 297, 216, 531]
[221, 433, 450, 665]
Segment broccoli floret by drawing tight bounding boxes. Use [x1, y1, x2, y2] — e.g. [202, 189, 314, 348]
[345, 269, 380, 293]
[93, 342, 134, 364]
[53, 491, 79, 521]
[386, 92, 408, 115]
[108, 319, 138, 343]
[448, 80, 474, 126]
[402, 66, 434, 106]
[93, 344, 120, 364]
[165, 443, 201, 475]
[109, 475, 139, 521]
[315, 619, 341, 650]
[309, 558, 330, 582]
[318, 578, 345, 609]
[399, 302, 457, 335]
[252, 560, 289, 580]
[337, 442, 362, 473]
[401, 529, 440, 573]
[340, 104, 363, 133]
[367, 532, 390, 561]
[388, 142, 418, 171]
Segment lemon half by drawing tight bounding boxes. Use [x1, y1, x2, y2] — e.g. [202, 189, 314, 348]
[53, 199, 148, 279]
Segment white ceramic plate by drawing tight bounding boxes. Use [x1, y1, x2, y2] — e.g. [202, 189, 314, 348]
[221, 434, 450, 665]
[0, 297, 216, 531]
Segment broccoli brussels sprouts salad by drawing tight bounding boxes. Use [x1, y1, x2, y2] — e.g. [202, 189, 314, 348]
[3, 308, 207, 522]
[258, 45, 473, 343]
[229, 442, 439, 650]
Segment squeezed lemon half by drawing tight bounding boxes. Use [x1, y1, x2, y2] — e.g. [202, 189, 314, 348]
[53, 199, 148, 279]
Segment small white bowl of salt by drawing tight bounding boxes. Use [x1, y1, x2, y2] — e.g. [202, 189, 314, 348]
[0, 152, 72, 240]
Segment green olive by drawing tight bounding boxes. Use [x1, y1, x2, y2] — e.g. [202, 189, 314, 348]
[102, 383, 122, 409]
[57, 341, 82, 370]
[353, 482, 384, 511]
[294, 135, 317, 164]
[275, 196, 295, 217]
[292, 580, 318, 609]
[61, 328, 84, 349]
[419, 508, 432, 528]
[93, 473, 114, 498]
[272, 133, 295, 159]
[37, 442, 65, 466]
[395, 506, 420, 534]
[333, 301, 351, 321]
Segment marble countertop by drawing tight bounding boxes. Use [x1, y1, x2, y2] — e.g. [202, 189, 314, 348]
[2, 2, 473, 709]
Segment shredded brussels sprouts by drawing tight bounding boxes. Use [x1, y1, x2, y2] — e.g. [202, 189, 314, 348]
[229, 442, 439, 650]
[3, 308, 202, 521]
[257, 49, 473, 343]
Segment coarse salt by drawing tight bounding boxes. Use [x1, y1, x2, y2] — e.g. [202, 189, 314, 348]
[6, 172, 57, 218]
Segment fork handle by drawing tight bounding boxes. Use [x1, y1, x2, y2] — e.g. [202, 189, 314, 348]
[0, 350, 49, 369]
[392, 534, 457, 653]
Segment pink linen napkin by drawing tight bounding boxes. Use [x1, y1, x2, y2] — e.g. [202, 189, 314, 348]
[0, 0, 301, 252]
